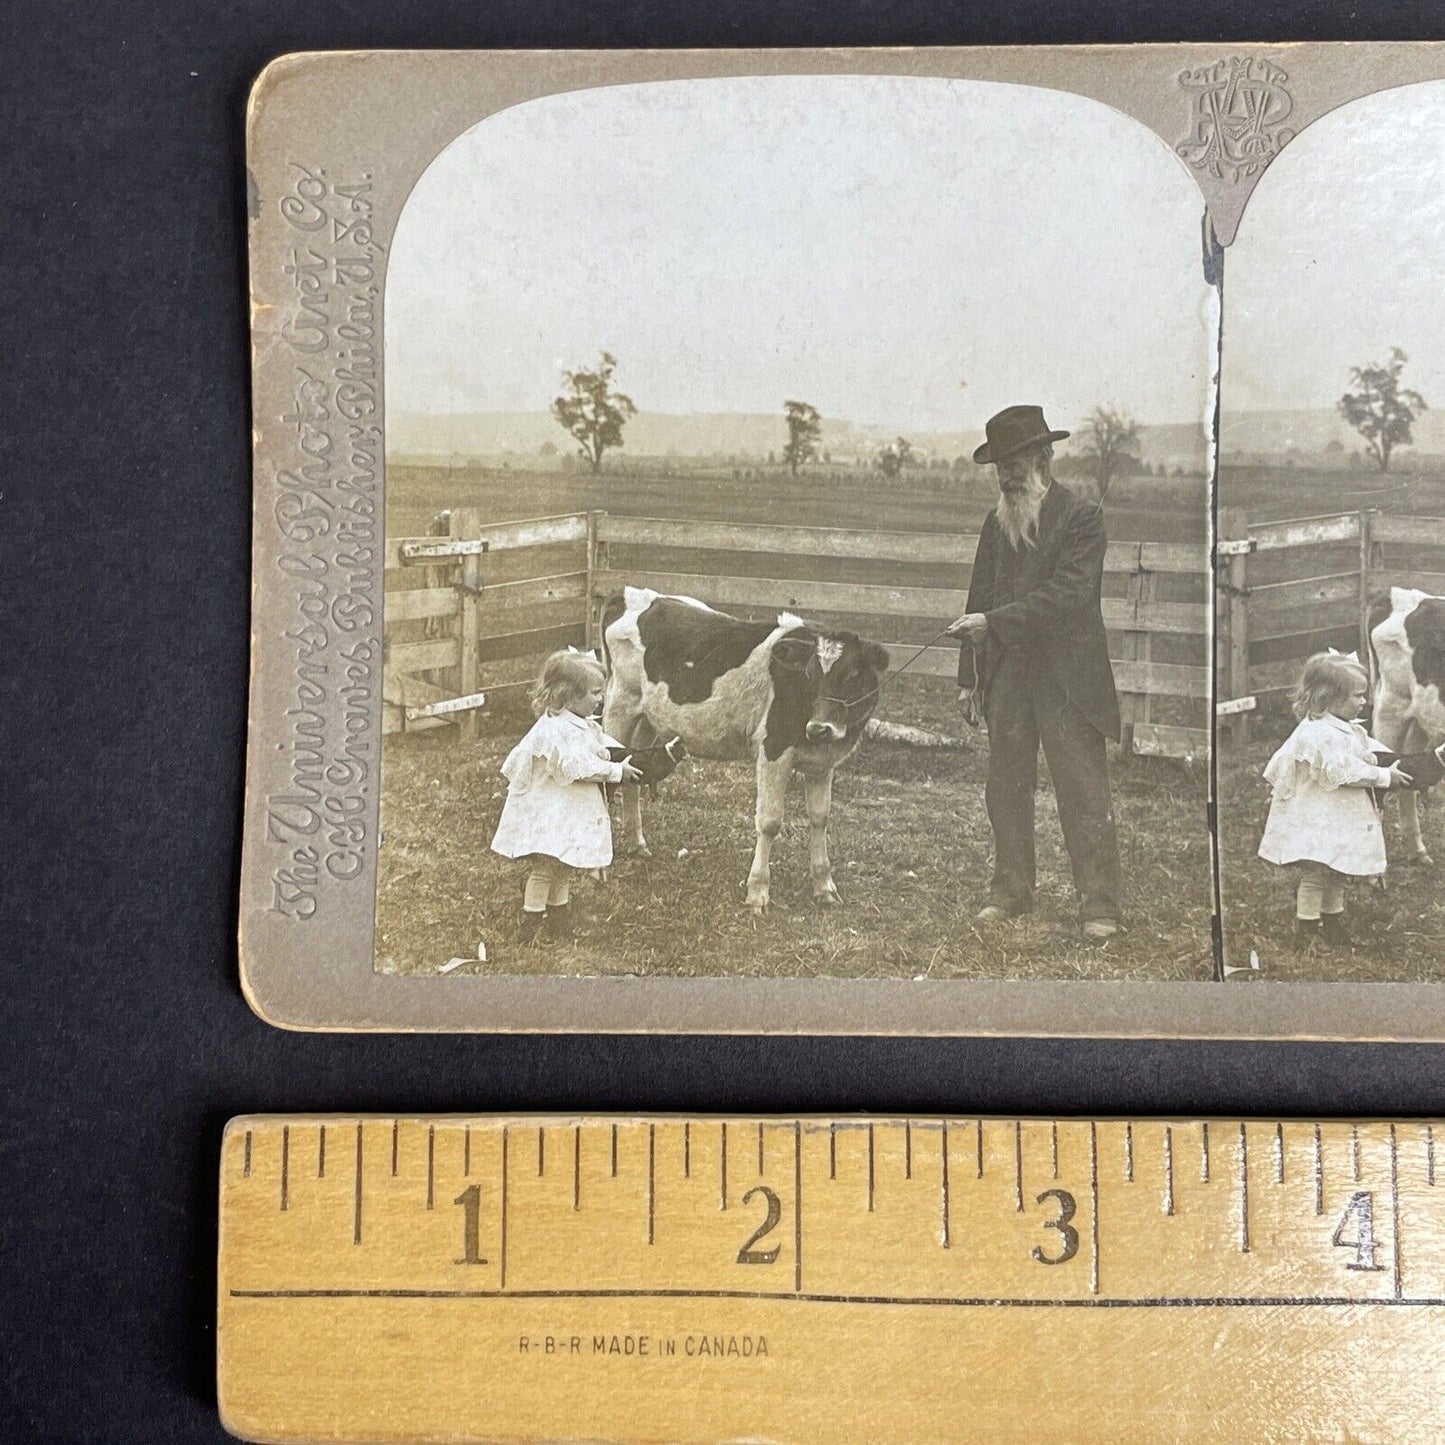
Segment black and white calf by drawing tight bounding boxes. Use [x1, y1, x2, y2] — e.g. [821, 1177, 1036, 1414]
[602, 586, 890, 911]
[1369, 586, 1445, 862]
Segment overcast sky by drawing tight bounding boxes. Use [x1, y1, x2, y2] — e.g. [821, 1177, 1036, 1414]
[1225, 81, 1445, 414]
[387, 75, 1213, 433]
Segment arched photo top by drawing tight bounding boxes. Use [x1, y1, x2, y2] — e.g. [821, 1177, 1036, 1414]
[1225, 79, 1445, 432]
[385, 74, 1215, 453]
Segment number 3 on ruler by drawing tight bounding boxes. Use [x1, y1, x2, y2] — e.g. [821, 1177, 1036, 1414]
[1031, 1189, 1080, 1266]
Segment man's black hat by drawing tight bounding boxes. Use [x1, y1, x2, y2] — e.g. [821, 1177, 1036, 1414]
[972, 404, 1070, 465]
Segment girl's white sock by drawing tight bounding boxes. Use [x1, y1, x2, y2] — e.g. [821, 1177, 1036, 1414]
[1296, 879, 1324, 921]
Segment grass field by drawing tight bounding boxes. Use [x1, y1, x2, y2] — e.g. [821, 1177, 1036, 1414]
[376, 677, 1212, 982]
[389, 460, 1208, 544]
[1218, 734, 1445, 983]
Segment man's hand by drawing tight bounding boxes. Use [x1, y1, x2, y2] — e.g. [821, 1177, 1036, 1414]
[945, 612, 989, 643]
[1386, 760, 1415, 789]
[618, 757, 644, 784]
[957, 688, 982, 729]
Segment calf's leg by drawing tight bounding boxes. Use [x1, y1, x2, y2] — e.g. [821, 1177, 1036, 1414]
[745, 751, 793, 913]
[605, 710, 657, 858]
[803, 768, 840, 904]
[1375, 707, 1429, 862]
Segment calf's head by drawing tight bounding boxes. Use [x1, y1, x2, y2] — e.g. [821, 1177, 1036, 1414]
[776, 629, 891, 744]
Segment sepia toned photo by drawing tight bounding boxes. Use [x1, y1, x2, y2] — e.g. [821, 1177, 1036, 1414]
[374, 74, 1214, 985]
[241, 46, 1445, 1033]
[1217, 79, 1445, 983]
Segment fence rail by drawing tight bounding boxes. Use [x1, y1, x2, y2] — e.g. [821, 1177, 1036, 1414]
[1216, 507, 1445, 741]
[384, 509, 1209, 759]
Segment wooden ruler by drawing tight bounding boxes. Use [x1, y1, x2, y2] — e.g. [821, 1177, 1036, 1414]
[219, 1115, 1445, 1443]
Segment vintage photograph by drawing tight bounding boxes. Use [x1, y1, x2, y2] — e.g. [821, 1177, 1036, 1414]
[375, 73, 1215, 982]
[1217, 79, 1445, 982]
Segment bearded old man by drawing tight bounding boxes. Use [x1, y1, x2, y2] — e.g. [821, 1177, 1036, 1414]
[946, 405, 1124, 942]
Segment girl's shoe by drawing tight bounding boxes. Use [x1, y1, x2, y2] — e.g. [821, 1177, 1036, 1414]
[545, 903, 573, 941]
[1319, 913, 1352, 949]
[1294, 917, 1321, 946]
[518, 909, 546, 944]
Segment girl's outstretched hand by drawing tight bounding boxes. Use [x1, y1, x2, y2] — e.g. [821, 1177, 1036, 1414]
[619, 757, 644, 783]
[1387, 760, 1416, 789]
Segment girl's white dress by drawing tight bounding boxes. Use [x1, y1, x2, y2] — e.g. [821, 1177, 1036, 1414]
[490, 711, 628, 869]
[1258, 713, 1393, 876]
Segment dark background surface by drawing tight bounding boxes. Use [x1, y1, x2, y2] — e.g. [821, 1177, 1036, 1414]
[7, 3, 1445, 1442]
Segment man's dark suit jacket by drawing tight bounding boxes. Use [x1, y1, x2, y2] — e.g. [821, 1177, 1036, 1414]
[957, 481, 1122, 743]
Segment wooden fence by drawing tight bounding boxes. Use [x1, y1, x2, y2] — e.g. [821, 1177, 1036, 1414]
[1216, 507, 1445, 741]
[385, 511, 1210, 760]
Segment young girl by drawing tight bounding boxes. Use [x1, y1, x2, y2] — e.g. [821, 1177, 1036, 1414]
[1258, 652, 1411, 947]
[491, 650, 641, 943]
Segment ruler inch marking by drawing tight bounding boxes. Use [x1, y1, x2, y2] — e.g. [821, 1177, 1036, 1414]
[758, 1121, 765, 1175]
[976, 1118, 984, 1179]
[648, 1125, 656, 1245]
[684, 1121, 690, 1178]
[463, 1125, 471, 1178]
[538, 1126, 545, 1178]
[318, 1123, 326, 1179]
[1089, 1120, 1100, 1295]
[905, 1119, 912, 1180]
[243, 1130, 251, 1178]
[611, 1123, 618, 1178]
[1051, 1120, 1059, 1181]
[1014, 1120, 1024, 1212]
[1201, 1121, 1210, 1184]
[1163, 1125, 1174, 1217]
[280, 1125, 290, 1212]
[353, 1123, 363, 1246]
[868, 1123, 875, 1212]
[500, 1126, 509, 1290]
[829, 1122, 836, 1181]
[1353, 1125, 1362, 1183]
[941, 1120, 951, 1249]
[1390, 1124, 1403, 1301]
[721, 1122, 728, 1210]
[1429, 1124, 1437, 1187]
[573, 1125, 581, 1211]
[426, 1125, 435, 1210]
[391, 1119, 398, 1177]
[1275, 1122, 1285, 1184]
[793, 1119, 803, 1293]
[1125, 1121, 1133, 1182]
[1315, 1124, 1324, 1215]
[1238, 1122, 1250, 1254]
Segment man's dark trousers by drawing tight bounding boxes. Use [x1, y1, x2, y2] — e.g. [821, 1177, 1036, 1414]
[983, 649, 1122, 922]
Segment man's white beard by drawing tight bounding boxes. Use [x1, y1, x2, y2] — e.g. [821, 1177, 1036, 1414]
[997, 478, 1047, 550]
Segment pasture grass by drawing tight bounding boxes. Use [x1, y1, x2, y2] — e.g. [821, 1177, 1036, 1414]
[1218, 739, 1445, 982]
[376, 677, 1212, 982]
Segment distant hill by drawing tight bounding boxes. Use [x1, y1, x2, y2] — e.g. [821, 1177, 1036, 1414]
[391, 409, 1208, 469]
[1220, 407, 1445, 457]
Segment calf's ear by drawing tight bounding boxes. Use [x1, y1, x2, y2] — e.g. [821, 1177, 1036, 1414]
[862, 642, 892, 675]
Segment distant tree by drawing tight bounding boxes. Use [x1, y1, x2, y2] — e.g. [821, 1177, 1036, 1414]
[1339, 348, 1427, 473]
[876, 437, 914, 479]
[782, 400, 823, 478]
[1080, 407, 1142, 501]
[551, 351, 637, 473]
[538, 440, 558, 457]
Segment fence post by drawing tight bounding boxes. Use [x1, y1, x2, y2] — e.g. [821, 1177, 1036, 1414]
[1358, 508, 1378, 665]
[452, 507, 483, 742]
[1219, 507, 1251, 745]
[588, 511, 609, 655]
[584, 511, 599, 653]
[1121, 547, 1153, 755]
